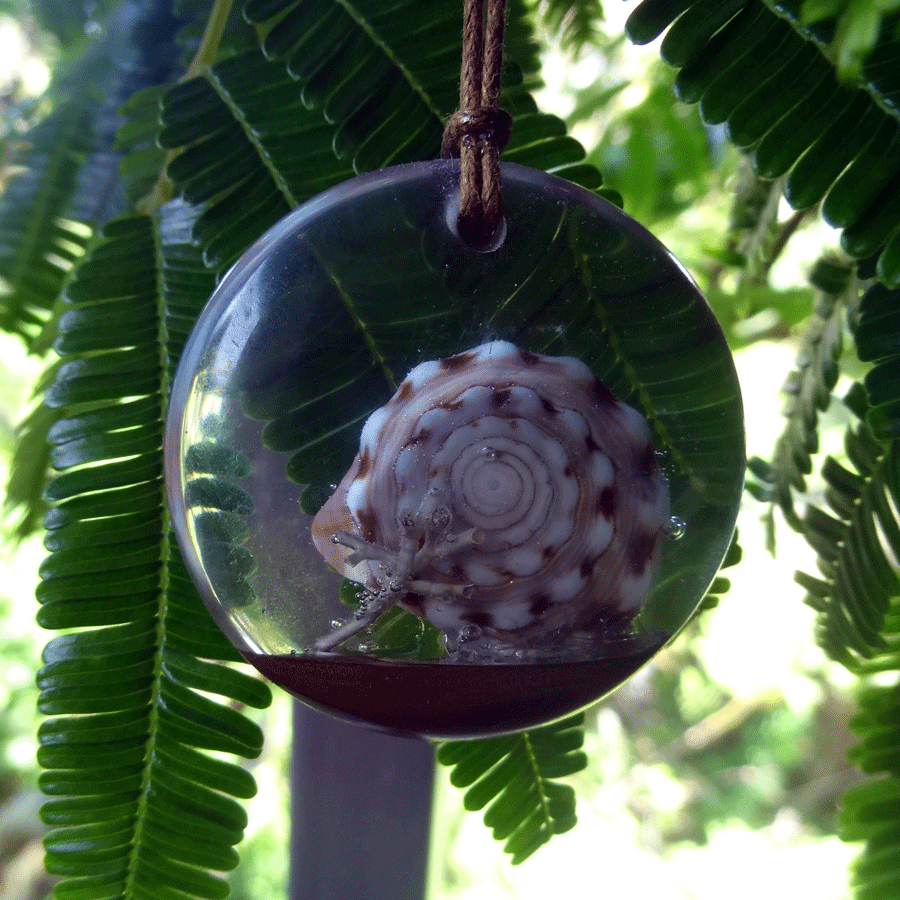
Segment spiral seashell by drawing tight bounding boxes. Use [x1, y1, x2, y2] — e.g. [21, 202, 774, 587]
[311, 341, 670, 652]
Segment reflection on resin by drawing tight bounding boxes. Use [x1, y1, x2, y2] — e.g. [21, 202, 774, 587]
[311, 340, 670, 659]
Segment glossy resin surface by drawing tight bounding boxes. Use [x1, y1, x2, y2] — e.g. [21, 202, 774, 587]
[165, 160, 744, 737]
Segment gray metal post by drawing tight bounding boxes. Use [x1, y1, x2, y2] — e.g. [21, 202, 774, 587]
[290, 701, 436, 900]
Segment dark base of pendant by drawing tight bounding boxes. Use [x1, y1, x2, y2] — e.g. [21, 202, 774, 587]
[242, 644, 664, 740]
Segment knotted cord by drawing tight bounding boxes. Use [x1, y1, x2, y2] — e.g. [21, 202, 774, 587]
[441, 0, 511, 249]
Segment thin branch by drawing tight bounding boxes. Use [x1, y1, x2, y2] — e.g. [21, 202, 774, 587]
[138, 0, 236, 213]
[759, 205, 817, 282]
[186, 0, 236, 79]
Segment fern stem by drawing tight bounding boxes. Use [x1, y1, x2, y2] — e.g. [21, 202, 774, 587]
[186, 0, 236, 78]
[138, 0, 235, 213]
[121, 214, 171, 899]
[520, 731, 553, 834]
[759, 206, 816, 283]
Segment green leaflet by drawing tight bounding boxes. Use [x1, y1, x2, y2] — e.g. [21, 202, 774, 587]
[626, 0, 900, 287]
[689, 529, 743, 619]
[626, 0, 696, 43]
[38, 211, 272, 900]
[437, 714, 586, 863]
[661, 0, 753, 70]
[6, 397, 59, 539]
[765, 0, 900, 86]
[858, 282, 900, 439]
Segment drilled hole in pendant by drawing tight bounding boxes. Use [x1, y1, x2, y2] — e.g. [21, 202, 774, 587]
[444, 189, 507, 253]
[457, 210, 507, 253]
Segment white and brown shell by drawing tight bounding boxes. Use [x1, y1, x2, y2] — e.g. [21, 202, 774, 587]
[311, 341, 670, 650]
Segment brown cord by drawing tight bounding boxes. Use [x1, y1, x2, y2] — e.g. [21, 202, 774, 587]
[441, 0, 511, 250]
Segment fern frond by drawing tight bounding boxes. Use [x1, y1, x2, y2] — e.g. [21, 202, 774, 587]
[795, 385, 900, 674]
[0, 102, 94, 344]
[626, 0, 900, 288]
[158, 51, 356, 268]
[0, 0, 186, 347]
[841, 681, 900, 900]
[5, 394, 59, 540]
[725, 168, 786, 282]
[242, 0, 606, 191]
[38, 209, 271, 899]
[748, 256, 855, 530]
[437, 714, 586, 863]
[792, 356, 900, 896]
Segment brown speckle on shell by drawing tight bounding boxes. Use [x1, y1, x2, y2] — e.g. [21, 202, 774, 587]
[405, 428, 432, 446]
[462, 610, 494, 629]
[490, 387, 512, 408]
[635, 442, 657, 479]
[357, 447, 372, 479]
[629, 532, 659, 575]
[592, 378, 619, 408]
[356, 506, 379, 545]
[441, 351, 476, 371]
[598, 485, 617, 518]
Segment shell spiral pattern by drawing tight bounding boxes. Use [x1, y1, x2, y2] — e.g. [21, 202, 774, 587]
[311, 341, 670, 653]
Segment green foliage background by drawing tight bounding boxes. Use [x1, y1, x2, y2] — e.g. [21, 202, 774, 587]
[1, 0, 900, 896]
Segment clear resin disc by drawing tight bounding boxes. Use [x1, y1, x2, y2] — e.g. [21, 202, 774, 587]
[165, 160, 744, 739]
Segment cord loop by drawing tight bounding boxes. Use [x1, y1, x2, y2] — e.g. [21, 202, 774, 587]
[441, 0, 509, 250]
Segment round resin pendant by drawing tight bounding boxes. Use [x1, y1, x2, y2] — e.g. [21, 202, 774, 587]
[165, 160, 744, 739]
